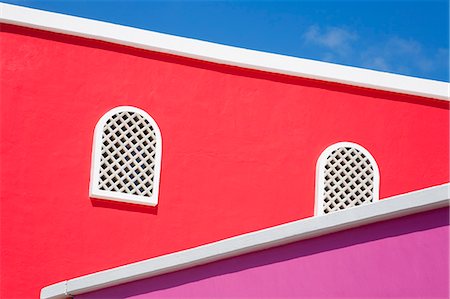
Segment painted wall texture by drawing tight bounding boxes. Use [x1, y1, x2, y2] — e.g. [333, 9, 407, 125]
[1, 24, 449, 298]
[78, 208, 450, 299]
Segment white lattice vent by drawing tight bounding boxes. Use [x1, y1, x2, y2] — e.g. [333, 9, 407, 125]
[90, 106, 162, 206]
[99, 111, 156, 197]
[322, 146, 374, 214]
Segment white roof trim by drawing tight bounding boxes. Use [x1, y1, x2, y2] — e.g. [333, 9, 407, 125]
[1, 3, 448, 101]
[41, 183, 450, 299]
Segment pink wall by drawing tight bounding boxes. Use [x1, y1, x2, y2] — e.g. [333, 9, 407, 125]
[80, 208, 450, 299]
[1, 24, 449, 298]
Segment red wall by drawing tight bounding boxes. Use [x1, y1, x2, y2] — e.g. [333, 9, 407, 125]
[1, 25, 449, 299]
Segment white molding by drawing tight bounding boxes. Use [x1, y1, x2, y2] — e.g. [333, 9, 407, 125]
[315, 142, 380, 216]
[41, 183, 450, 299]
[1, 3, 448, 101]
[90, 106, 162, 206]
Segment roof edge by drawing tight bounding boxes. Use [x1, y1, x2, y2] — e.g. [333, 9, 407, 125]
[1, 3, 448, 101]
[41, 183, 450, 299]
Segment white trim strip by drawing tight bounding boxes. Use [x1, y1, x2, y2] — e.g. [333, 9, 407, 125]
[1, 3, 448, 101]
[41, 183, 450, 299]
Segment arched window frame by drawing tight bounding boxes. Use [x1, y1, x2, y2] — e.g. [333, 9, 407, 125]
[89, 106, 162, 206]
[315, 142, 380, 216]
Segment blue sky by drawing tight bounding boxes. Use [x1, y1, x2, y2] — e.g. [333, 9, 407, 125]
[3, 1, 449, 82]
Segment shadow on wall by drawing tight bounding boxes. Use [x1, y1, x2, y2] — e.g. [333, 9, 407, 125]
[78, 207, 449, 298]
[90, 198, 158, 215]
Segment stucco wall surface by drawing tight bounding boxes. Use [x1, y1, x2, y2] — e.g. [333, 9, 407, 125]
[1, 25, 449, 298]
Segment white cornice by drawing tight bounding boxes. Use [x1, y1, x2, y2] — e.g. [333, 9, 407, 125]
[1, 3, 448, 101]
[41, 183, 450, 299]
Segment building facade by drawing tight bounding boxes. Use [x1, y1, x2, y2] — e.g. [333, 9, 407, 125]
[1, 4, 449, 299]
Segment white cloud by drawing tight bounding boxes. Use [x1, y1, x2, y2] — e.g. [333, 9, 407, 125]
[360, 37, 440, 74]
[301, 25, 448, 79]
[366, 57, 390, 70]
[303, 25, 357, 57]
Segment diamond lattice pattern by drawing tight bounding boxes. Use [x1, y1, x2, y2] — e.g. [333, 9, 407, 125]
[98, 111, 156, 197]
[323, 147, 374, 214]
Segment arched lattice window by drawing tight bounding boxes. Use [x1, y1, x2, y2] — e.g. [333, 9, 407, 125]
[315, 142, 379, 216]
[90, 106, 162, 206]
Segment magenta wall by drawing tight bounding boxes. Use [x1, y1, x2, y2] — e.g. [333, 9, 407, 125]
[79, 207, 449, 299]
